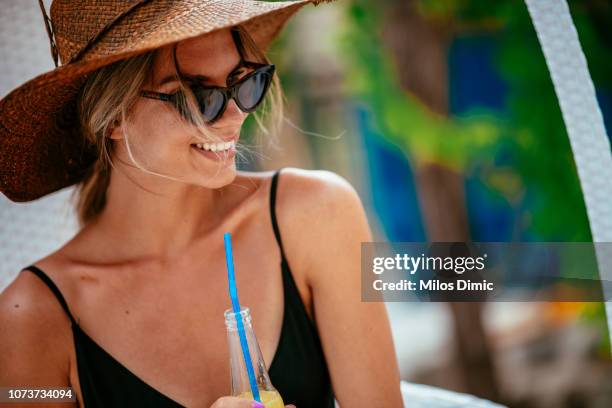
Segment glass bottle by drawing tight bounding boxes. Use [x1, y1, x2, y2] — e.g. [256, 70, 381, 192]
[224, 307, 284, 408]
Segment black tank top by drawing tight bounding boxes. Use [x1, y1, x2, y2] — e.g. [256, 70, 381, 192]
[23, 169, 335, 408]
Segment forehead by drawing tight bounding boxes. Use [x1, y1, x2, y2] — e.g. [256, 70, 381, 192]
[152, 28, 240, 83]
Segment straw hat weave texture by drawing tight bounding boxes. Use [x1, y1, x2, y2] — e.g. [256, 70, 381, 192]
[0, 0, 333, 202]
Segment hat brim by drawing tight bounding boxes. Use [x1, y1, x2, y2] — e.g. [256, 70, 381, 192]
[0, 0, 321, 202]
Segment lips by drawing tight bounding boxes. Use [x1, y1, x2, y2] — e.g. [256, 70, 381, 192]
[190, 132, 238, 145]
[192, 139, 236, 151]
[189, 130, 238, 163]
[190, 141, 237, 161]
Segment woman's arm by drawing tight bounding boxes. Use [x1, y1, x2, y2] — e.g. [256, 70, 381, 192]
[0, 273, 76, 408]
[277, 168, 403, 407]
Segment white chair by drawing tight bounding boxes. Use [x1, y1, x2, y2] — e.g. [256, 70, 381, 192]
[334, 381, 507, 407]
[400, 381, 507, 407]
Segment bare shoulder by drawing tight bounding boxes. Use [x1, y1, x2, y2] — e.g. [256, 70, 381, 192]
[0, 266, 72, 385]
[273, 167, 372, 280]
[235, 167, 363, 220]
[0, 266, 70, 332]
[275, 169, 402, 406]
[274, 167, 363, 213]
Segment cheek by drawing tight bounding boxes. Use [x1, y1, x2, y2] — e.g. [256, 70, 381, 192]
[126, 100, 191, 160]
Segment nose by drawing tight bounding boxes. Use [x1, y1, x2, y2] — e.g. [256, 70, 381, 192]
[215, 98, 246, 126]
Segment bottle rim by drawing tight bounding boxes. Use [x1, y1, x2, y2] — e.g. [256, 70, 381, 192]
[224, 306, 251, 327]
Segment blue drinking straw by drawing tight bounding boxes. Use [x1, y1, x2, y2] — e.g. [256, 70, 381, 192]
[223, 232, 261, 403]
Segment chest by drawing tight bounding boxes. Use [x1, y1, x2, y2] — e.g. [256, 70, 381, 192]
[66, 230, 289, 406]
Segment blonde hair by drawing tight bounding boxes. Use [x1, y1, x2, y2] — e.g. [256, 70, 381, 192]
[72, 26, 284, 227]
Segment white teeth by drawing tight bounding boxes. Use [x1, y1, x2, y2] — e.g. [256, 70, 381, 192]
[193, 140, 236, 152]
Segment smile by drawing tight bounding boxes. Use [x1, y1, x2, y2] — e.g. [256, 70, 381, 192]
[191, 140, 236, 152]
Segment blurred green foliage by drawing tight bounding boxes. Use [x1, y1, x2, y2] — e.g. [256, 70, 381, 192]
[341, 0, 611, 352]
[340, 0, 612, 241]
[340, 1, 501, 173]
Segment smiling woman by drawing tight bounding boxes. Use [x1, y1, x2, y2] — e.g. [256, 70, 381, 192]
[75, 25, 282, 226]
[0, 1, 403, 407]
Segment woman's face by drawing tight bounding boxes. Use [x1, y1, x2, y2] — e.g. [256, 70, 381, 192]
[111, 28, 248, 189]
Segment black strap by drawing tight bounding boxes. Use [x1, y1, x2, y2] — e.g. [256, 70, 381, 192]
[23, 265, 77, 326]
[270, 168, 287, 261]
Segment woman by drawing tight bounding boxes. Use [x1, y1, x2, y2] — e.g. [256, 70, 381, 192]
[0, 1, 402, 407]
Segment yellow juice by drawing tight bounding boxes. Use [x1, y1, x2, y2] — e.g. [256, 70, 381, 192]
[237, 389, 284, 408]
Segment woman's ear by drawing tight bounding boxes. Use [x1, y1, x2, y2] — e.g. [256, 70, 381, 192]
[107, 119, 123, 140]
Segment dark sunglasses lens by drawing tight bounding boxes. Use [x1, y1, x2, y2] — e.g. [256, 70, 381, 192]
[237, 72, 270, 111]
[194, 88, 225, 122]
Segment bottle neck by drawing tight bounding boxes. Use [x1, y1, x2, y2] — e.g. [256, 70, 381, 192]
[224, 306, 252, 330]
[224, 305, 279, 398]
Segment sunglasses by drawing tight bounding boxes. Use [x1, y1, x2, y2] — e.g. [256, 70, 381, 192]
[140, 29, 275, 124]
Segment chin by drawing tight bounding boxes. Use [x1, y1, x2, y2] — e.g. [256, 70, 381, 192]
[200, 163, 237, 189]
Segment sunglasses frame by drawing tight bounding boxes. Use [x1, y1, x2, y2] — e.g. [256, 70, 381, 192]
[140, 28, 275, 124]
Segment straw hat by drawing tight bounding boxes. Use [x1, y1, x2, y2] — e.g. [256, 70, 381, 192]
[0, 0, 332, 202]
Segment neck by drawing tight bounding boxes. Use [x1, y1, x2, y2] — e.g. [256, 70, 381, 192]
[87, 166, 227, 261]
